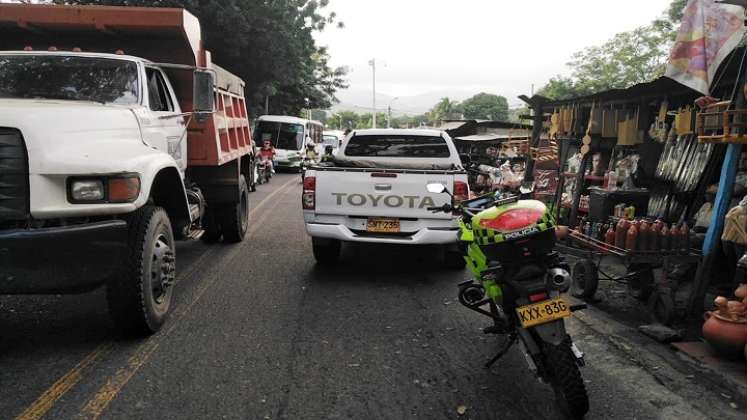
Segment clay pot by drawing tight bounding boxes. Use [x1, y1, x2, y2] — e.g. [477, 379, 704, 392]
[702, 311, 747, 359]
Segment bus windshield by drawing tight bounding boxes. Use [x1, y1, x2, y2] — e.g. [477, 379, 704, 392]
[253, 121, 304, 150]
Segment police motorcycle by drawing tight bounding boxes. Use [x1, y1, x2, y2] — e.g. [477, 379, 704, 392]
[426, 182, 589, 419]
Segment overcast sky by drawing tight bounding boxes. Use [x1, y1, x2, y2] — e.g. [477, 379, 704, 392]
[315, 0, 674, 107]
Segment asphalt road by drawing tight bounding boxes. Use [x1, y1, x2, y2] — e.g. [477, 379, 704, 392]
[0, 173, 731, 420]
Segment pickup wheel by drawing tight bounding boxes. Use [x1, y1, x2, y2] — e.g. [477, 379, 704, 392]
[312, 237, 341, 265]
[107, 205, 175, 337]
[220, 175, 250, 243]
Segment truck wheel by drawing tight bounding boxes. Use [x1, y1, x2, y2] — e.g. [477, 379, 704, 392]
[312, 237, 341, 265]
[201, 206, 222, 243]
[107, 205, 175, 337]
[220, 175, 250, 243]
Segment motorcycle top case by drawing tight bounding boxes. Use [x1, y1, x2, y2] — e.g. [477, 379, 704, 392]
[469, 199, 556, 261]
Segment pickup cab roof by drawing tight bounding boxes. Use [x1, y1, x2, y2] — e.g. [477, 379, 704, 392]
[350, 128, 445, 137]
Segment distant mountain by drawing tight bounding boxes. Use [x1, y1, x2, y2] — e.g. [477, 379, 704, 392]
[331, 87, 476, 116]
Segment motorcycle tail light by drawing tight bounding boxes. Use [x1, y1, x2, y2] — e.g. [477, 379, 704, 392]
[529, 292, 548, 302]
[453, 180, 469, 204]
[302, 176, 316, 210]
[480, 208, 545, 232]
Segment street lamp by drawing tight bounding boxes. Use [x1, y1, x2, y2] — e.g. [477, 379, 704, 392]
[368, 58, 376, 128]
[387, 97, 399, 128]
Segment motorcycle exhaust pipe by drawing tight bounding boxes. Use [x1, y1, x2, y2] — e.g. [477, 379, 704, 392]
[547, 268, 571, 292]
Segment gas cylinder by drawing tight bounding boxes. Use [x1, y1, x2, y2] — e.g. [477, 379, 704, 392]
[626, 221, 639, 251]
[639, 220, 650, 251]
[605, 226, 616, 246]
[670, 224, 681, 252]
[615, 219, 629, 249]
[659, 223, 671, 251]
[651, 220, 662, 250]
[681, 222, 691, 253]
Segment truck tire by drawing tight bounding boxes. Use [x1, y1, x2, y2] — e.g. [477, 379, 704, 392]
[220, 175, 250, 243]
[312, 237, 341, 265]
[107, 205, 175, 337]
[201, 206, 222, 243]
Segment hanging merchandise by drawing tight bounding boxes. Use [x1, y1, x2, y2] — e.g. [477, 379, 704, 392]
[674, 107, 694, 135]
[648, 100, 670, 143]
[618, 108, 641, 146]
[550, 110, 560, 138]
[602, 107, 618, 138]
[589, 103, 602, 135]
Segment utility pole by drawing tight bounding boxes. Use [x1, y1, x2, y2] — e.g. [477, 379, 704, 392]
[264, 95, 269, 115]
[387, 97, 398, 129]
[369, 58, 376, 128]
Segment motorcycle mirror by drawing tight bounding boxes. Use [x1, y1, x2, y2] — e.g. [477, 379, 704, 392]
[426, 183, 447, 194]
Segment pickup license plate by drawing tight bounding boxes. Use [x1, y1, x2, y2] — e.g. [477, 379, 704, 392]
[366, 218, 400, 233]
[516, 296, 571, 328]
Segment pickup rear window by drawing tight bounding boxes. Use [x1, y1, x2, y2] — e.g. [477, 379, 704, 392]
[345, 135, 449, 158]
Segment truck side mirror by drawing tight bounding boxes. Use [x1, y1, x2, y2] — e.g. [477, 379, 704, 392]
[193, 70, 214, 123]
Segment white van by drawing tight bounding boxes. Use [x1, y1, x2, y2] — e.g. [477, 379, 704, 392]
[253, 115, 323, 171]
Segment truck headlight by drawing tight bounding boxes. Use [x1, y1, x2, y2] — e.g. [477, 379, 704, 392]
[71, 180, 105, 201]
[68, 175, 140, 203]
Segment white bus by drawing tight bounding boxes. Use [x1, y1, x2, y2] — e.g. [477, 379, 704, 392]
[253, 115, 324, 171]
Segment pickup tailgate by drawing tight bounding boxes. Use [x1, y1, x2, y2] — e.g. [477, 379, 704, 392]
[315, 169, 456, 220]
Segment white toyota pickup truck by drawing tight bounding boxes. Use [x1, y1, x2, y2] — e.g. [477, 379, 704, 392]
[302, 129, 469, 267]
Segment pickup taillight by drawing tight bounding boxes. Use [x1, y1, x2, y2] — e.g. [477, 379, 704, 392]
[453, 180, 469, 204]
[302, 176, 316, 210]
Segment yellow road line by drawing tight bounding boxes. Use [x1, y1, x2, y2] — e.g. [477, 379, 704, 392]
[76, 342, 159, 420]
[15, 343, 114, 420]
[75, 177, 298, 420]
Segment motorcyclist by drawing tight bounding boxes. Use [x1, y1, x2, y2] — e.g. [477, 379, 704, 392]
[304, 142, 318, 162]
[321, 145, 335, 163]
[258, 139, 276, 173]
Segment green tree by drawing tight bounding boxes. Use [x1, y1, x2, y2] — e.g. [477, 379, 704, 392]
[460, 93, 509, 121]
[537, 0, 684, 100]
[331, 111, 360, 129]
[427, 97, 462, 124]
[52, 0, 347, 117]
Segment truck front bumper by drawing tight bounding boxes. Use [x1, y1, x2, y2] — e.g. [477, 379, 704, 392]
[0, 220, 128, 294]
[305, 222, 459, 245]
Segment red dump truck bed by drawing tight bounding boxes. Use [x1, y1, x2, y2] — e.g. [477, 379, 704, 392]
[0, 4, 252, 167]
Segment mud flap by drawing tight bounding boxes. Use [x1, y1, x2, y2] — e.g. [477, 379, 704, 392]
[532, 319, 567, 346]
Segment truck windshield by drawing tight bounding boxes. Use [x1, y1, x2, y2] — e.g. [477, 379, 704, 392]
[253, 121, 304, 150]
[0, 55, 139, 105]
[345, 135, 450, 158]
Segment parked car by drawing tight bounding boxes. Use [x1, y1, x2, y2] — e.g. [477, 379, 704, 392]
[0, 4, 256, 336]
[302, 129, 469, 267]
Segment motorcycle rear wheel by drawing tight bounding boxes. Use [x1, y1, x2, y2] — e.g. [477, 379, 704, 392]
[543, 337, 589, 419]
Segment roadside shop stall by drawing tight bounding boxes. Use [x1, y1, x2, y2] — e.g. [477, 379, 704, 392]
[519, 74, 742, 326]
[451, 133, 531, 195]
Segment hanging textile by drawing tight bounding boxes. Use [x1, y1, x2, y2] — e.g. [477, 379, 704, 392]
[665, 0, 746, 95]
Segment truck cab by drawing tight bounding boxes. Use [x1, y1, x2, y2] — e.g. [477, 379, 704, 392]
[0, 4, 255, 336]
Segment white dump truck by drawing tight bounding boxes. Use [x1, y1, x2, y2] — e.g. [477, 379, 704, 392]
[0, 4, 257, 336]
